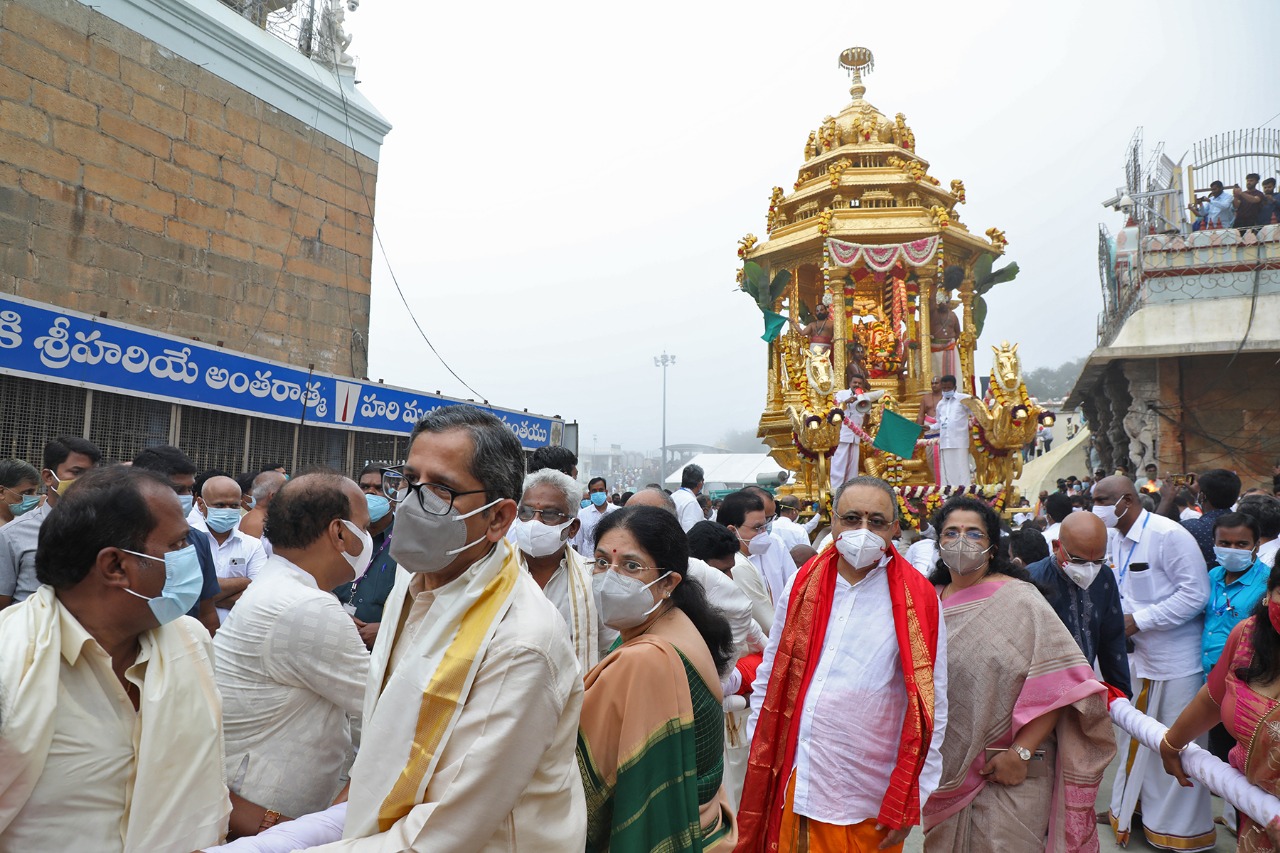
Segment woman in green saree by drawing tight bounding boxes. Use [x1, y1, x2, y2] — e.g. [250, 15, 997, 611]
[577, 506, 737, 852]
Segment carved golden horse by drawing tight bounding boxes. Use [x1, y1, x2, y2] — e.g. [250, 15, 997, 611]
[961, 341, 1039, 488]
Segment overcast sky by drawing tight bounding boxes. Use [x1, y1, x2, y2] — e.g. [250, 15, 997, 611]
[348, 0, 1279, 457]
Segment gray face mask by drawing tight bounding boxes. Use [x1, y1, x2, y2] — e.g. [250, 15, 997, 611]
[939, 539, 990, 575]
[390, 488, 500, 574]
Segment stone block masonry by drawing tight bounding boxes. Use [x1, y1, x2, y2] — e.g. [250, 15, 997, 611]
[0, 0, 384, 377]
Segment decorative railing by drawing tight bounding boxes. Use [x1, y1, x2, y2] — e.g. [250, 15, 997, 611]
[217, 0, 356, 69]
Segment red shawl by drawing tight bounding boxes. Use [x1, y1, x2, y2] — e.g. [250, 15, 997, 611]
[735, 544, 940, 851]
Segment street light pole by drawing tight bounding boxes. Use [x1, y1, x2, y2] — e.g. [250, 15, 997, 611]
[653, 352, 676, 481]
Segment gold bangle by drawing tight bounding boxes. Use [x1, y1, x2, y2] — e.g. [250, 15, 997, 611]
[1161, 734, 1186, 754]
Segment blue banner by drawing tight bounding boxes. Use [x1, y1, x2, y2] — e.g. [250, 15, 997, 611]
[0, 295, 562, 449]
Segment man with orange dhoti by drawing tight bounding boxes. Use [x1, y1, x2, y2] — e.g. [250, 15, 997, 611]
[738, 476, 947, 853]
[304, 406, 586, 851]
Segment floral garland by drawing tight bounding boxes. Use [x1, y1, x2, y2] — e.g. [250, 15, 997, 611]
[893, 486, 1007, 528]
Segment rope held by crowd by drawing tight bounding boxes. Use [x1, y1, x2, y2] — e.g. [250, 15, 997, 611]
[1110, 697, 1280, 828]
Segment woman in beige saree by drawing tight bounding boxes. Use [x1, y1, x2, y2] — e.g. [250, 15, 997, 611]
[921, 497, 1116, 852]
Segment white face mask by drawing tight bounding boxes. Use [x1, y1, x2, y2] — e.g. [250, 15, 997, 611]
[390, 489, 502, 574]
[339, 519, 374, 581]
[1057, 547, 1103, 590]
[592, 570, 671, 630]
[1091, 500, 1128, 529]
[941, 390, 956, 400]
[835, 528, 886, 570]
[513, 517, 573, 559]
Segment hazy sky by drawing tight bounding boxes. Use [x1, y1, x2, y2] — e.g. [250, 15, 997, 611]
[348, 0, 1279, 456]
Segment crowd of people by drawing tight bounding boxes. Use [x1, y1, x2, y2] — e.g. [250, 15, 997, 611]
[1190, 174, 1278, 231]
[3, 412, 1280, 852]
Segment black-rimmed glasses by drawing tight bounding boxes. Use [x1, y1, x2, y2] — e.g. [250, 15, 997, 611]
[382, 466, 487, 516]
[517, 505, 573, 525]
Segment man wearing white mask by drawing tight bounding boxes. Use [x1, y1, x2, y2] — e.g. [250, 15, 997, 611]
[739, 476, 947, 852]
[193, 475, 267, 624]
[1025, 511, 1132, 698]
[717, 490, 776, 634]
[0, 466, 229, 850]
[336, 464, 401, 650]
[934, 374, 973, 487]
[513, 467, 615, 671]
[1093, 475, 1214, 851]
[740, 486, 800, 602]
[304, 405, 585, 851]
[214, 473, 372, 826]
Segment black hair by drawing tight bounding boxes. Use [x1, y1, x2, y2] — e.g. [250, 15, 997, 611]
[1199, 469, 1242, 510]
[409, 405, 526, 502]
[588, 477, 606, 490]
[260, 462, 286, 473]
[43, 435, 102, 473]
[35, 467, 172, 589]
[716, 491, 765, 529]
[1044, 492, 1073, 523]
[1238, 495, 1280, 540]
[0, 459, 39, 490]
[358, 462, 384, 479]
[1174, 488, 1196, 509]
[594, 507, 735, 675]
[696, 493, 711, 510]
[1236, 563, 1280, 686]
[1211, 180, 1224, 188]
[687, 520, 739, 563]
[939, 374, 957, 385]
[1008, 526, 1050, 565]
[529, 445, 578, 477]
[235, 472, 256, 495]
[131, 445, 197, 478]
[927, 496, 1033, 585]
[264, 473, 353, 550]
[620, 491, 635, 505]
[681, 464, 704, 490]
[1247, 173, 1261, 181]
[1213, 511, 1260, 544]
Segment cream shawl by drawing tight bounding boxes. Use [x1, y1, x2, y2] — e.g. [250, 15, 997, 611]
[0, 586, 229, 852]
[562, 546, 600, 673]
[344, 539, 521, 839]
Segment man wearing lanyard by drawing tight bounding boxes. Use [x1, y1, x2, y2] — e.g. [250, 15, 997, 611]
[1092, 476, 1214, 852]
[335, 464, 399, 649]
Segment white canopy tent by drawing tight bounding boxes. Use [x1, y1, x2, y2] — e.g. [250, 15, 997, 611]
[664, 453, 789, 491]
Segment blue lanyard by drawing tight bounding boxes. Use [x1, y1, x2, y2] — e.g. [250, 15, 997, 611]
[350, 531, 393, 598]
[1117, 512, 1150, 587]
[1211, 583, 1237, 618]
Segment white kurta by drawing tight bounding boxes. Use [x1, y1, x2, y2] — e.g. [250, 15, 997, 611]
[671, 487, 704, 532]
[935, 395, 973, 487]
[571, 502, 617, 555]
[191, 514, 268, 623]
[214, 557, 370, 817]
[734, 552, 775, 636]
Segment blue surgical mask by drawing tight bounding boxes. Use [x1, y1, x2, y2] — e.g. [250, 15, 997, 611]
[590, 492, 608, 507]
[121, 544, 203, 625]
[366, 493, 392, 523]
[178, 495, 194, 515]
[1213, 546, 1255, 574]
[7, 493, 40, 517]
[245, 496, 257, 511]
[581, 498, 591, 509]
[205, 507, 242, 534]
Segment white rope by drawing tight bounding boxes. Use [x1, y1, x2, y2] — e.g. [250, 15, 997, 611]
[1110, 697, 1280, 828]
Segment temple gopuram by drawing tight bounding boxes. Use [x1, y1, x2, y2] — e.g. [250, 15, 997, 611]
[741, 48, 1040, 524]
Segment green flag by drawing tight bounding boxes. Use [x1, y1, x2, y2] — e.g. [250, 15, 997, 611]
[761, 310, 788, 343]
[872, 409, 922, 459]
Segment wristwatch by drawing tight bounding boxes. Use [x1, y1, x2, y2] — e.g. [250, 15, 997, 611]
[1011, 745, 1032, 761]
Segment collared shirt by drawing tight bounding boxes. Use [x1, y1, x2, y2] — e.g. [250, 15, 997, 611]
[771, 516, 811, 551]
[0, 501, 50, 602]
[935, 395, 971, 449]
[1026, 556, 1132, 697]
[1203, 558, 1269, 675]
[754, 532, 799, 602]
[0, 597, 153, 851]
[536, 551, 617, 663]
[904, 537, 936, 576]
[1182, 508, 1230, 567]
[571, 501, 617, 555]
[735, 552, 775, 635]
[1259, 538, 1280, 569]
[671, 488, 703, 533]
[215, 556, 370, 817]
[1041, 521, 1062, 549]
[1107, 509, 1210, 680]
[748, 560, 948, 825]
[190, 514, 267, 623]
[1198, 192, 1235, 227]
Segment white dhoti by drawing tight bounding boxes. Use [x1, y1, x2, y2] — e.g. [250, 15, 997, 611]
[722, 697, 750, 813]
[1109, 673, 1216, 852]
[938, 447, 972, 487]
[829, 440, 860, 495]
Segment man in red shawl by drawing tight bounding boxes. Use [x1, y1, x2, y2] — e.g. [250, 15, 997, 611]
[737, 475, 947, 852]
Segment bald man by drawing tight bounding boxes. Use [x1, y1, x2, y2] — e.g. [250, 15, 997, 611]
[194, 475, 268, 623]
[1025, 512, 1131, 698]
[1091, 475, 1212, 850]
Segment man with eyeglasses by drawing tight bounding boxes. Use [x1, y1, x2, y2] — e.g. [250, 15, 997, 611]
[0, 466, 229, 850]
[512, 467, 614, 672]
[304, 405, 585, 851]
[1094, 475, 1214, 850]
[740, 475, 946, 853]
[1025, 511, 1131, 699]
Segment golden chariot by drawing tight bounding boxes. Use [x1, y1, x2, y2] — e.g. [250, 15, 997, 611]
[740, 48, 1042, 526]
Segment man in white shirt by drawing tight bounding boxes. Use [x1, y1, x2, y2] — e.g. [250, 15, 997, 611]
[772, 496, 819, 551]
[934, 375, 973, 487]
[1094, 476, 1215, 851]
[304, 405, 585, 851]
[671, 463, 705, 532]
[512, 467, 615, 672]
[741, 486, 801, 600]
[0, 466, 229, 851]
[1239, 494, 1280, 568]
[214, 472, 373, 820]
[741, 475, 947, 852]
[571, 476, 616, 554]
[193, 475, 267, 623]
[1040, 492, 1072, 550]
[717, 490, 777, 635]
